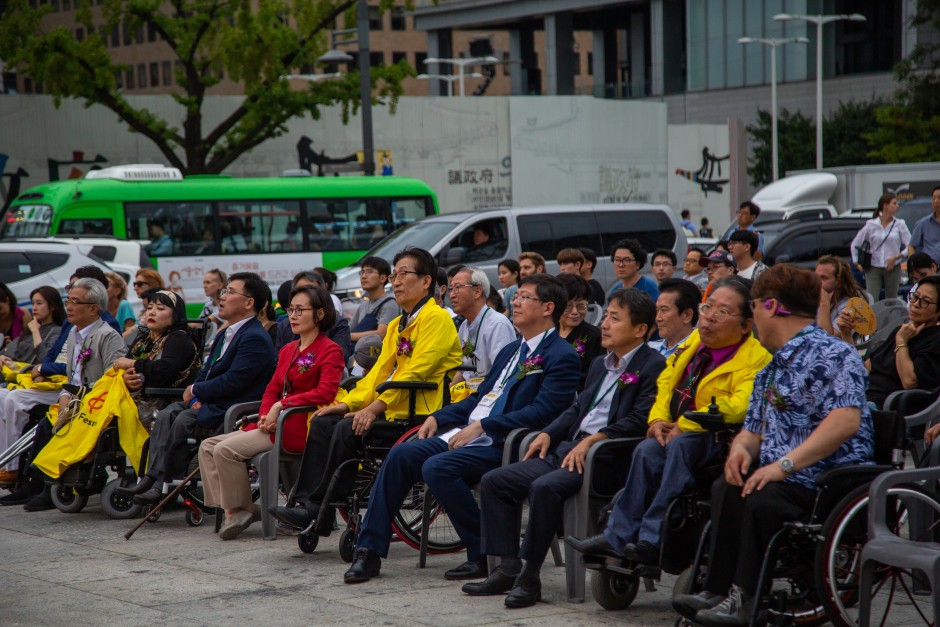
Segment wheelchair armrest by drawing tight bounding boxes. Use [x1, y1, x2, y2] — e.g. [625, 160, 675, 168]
[143, 387, 185, 398]
[272, 405, 317, 453]
[884, 388, 937, 414]
[899, 389, 940, 429]
[223, 401, 263, 433]
[375, 381, 439, 393]
[814, 464, 891, 488]
[455, 365, 476, 372]
[582, 437, 643, 498]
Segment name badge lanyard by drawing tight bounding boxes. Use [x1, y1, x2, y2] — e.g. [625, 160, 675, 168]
[498, 330, 549, 390]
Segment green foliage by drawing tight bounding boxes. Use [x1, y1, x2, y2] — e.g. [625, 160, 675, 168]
[746, 108, 816, 188]
[865, 105, 940, 163]
[0, 0, 416, 173]
[824, 99, 885, 168]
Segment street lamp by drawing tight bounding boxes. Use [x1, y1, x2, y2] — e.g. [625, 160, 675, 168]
[774, 12, 867, 170]
[282, 73, 344, 82]
[423, 56, 499, 97]
[416, 72, 483, 97]
[738, 36, 809, 181]
[317, 0, 375, 175]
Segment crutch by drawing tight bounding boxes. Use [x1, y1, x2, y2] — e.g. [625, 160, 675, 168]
[124, 466, 200, 541]
[0, 425, 37, 469]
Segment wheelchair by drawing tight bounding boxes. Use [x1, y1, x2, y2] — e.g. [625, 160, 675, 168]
[668, 405, 939, 627]
[293, 380, 463, 562]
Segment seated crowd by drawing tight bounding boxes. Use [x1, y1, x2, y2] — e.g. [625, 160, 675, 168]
[0, 230, 936, 623]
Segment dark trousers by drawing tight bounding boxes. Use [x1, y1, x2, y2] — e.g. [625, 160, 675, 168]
[146, 401, 200, 481]
[480, 440, 608, 567]
[604, 433, 725, 551]
[357, 436, 502, 560]
[26, 417, 54, 484]
[703, 476, 817, 596]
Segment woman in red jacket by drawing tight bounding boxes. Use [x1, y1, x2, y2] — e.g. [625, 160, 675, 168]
[198, 284, 344, 540]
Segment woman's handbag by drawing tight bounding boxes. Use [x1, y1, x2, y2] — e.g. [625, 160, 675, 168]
[857, 240, 873, 270]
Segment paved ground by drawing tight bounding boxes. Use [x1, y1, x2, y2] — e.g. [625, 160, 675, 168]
[0, 494, 680, 626]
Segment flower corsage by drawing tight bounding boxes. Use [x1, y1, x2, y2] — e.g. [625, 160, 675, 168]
[397, 337, 414, 357]
[296, 354, 316, 373]
[516, 355, 544, 379]
[616, 371, 639, 389]
[571, 336, 588, 358]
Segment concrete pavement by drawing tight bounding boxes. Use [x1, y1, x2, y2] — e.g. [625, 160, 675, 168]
[0, 495, 679, 626]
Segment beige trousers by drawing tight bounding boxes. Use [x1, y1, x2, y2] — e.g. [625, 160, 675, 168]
[199, 429, 272, 511]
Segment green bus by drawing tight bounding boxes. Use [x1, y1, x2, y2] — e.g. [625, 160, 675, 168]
[1, 165, 438, 315]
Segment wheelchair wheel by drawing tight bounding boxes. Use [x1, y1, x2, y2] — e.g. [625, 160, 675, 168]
[815, 482, 940, 627]
[185, 507, 205, 527]
[298, 532, 319, 554]
[100, 478, 143, 519]
[339, 528, 356, 563]
[51, 485, 88, 513]
[591, 570, 639, 610]
[672, 567, 696, 601]
[388, 427, 463, 555]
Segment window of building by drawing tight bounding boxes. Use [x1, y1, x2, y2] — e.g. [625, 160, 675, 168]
[136, 25, 144, 44]
[391, 7, 406, 31]
[50, 0, 59, 11]
[415, 52, 427, 71]
[162, 61, 172, 86]
[392, 51, 407, 66]
[137, 64, 146, 88]
[368, 6, 382, 30]
[62, 0, 70, 9]
[150, 62, 159, 87]
[123, 22, 132, 46]
[503, 51, 510, 76]
[23, 78, 33, 94]
[125, 70, 135, 90]
[110, 25, 119, 47]
[573, 51, 580, 76]
[75, 27, 84, 41]
[370, 51, 384, 67]
[115, 71, 123, 89]
[148, 22, 157, 42]
[587, 52, 594, 76]
[346, 52, 359, 72]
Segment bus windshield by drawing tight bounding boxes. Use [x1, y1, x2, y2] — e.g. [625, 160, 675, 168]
[361, 218, 462, 264]
[1, 204, 52, 237]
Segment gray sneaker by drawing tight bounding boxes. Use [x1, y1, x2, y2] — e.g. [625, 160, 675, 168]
[672, 590, 725, 620]
[695, 585, 753, 626]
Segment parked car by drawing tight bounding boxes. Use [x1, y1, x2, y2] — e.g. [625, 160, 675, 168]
[760, 218, 868, 268]
[333, 204, 688, 307]
[0, 239, 135, 307]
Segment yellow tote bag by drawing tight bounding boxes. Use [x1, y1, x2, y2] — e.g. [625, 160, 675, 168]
[7, 372, 68, 392]
[32, 369, 150, 479]
[2, 361, 30, 383]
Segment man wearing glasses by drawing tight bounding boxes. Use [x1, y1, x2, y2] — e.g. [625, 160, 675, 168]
[2, 277, 127, 510]
[568, 277, 770, 568]
[349, 256, 397, 344]
[448, 266, 517, 398]
[720, 201, 765, 256]
[607, 238, 659, 302]
[120, 272, 277, 504]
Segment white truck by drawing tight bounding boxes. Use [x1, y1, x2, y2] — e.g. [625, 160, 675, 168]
[788, 162, 940, 214]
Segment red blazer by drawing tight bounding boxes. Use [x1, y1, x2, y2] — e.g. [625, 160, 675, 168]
[246, 332, 344, 453]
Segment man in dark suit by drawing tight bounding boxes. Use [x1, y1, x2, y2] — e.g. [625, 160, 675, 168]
[344, 274, 581, 584]
[120, 272, 277, 503]
[462, 289, 665, 607]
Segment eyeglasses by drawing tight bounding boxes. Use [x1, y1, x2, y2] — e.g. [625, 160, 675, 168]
[219, 287, 250, 298]
[698, 302, 743, 323]
[64, 298, 96, 307]
[612, 256, 636, 266]
[564, 302, 589, 313]
[511, 293, 543, 304]
[652, 261, 675, 268]
[448, 283, 477, 293]
[132, 281, 149, 288]
[389, 270, 421, 282]
[909, 292, 938, 308]
[358, 269, 378, 277]
[286, 306, 314, 317]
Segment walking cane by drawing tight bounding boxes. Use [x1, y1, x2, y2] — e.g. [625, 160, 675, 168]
[0, 425, 37, 469]
[124, 466, 200, 541]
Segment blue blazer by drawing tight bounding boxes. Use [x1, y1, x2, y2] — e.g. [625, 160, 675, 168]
[542, 343, 665, 444]
[191, 317, 277, 428]
[435, 329, 580, 446]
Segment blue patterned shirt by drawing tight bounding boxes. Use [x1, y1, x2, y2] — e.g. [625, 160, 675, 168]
[743, 323, 873, 489]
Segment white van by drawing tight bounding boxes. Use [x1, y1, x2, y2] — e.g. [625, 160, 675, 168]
[750, 173, 840, 225]
[333, 204, 687, 306]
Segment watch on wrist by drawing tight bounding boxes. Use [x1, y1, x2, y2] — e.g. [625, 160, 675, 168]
[779, 457, 795, 475]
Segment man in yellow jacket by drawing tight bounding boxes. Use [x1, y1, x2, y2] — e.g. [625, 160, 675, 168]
[270, 247, 462, 531]
[568, 277, 771, 564]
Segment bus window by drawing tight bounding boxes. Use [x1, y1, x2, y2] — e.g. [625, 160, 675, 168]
[391, 197, 433, 228]
[58, 218, 114, 236]
[307, 198, 390, 251]
[1, 204, 52, 237]
[125, 202, 213, 256]
[218, 200, 301, 253]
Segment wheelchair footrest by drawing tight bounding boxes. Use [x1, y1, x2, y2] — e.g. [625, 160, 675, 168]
[582, 556, 662, 580]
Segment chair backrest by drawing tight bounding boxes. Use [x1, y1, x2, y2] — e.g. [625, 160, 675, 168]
[585, 303, 603, 326]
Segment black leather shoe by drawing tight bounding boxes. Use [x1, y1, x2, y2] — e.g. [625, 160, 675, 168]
[673, 590, 726, 620]
[132, 487, 163, 504]
[504, 575, 541, 608]
[444, 557, 488, 581]
[0, 483, 41, 506]
[565, 533, 620, 558]
[268, 505, 315, 530]
[623, 540, 659, 566]
[461, 567, 517, 596]
[23, 489, 54, 512]
[114, 475, 154, 497]
[344, 548, 381, 583]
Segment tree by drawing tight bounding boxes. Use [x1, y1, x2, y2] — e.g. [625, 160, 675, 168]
[0, 0, 415, 174]
[746, 108, 815, 188]
[824, 99, 885, 167]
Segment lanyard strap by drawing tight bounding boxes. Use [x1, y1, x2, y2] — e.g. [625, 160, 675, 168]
[499, 330, 549, 388]
[470, 307, 489, 350]
[586, 373, 621, 414]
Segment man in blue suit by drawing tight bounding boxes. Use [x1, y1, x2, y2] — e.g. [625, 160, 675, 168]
[345, 274, 581, 584]
[463, 289, 666, 607]
[120, 272, 277, 503]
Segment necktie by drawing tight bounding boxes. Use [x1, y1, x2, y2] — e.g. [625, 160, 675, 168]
[669, 349, 713, 420]
[208, 333, 226, 367]
[488, 342, 529, 417]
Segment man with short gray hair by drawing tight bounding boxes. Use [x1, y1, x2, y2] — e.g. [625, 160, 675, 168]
[449, 267, 517, 393]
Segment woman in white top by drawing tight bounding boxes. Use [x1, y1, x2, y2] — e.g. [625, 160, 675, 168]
[850, 193, 911, 301]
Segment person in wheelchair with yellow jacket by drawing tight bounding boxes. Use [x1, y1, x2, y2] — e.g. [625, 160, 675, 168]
[674, 264, 874, 626]
[567, 277, 771, 564]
